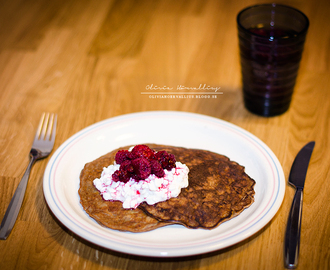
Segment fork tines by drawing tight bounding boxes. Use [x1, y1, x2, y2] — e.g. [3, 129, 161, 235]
[35, 113, 57, 142]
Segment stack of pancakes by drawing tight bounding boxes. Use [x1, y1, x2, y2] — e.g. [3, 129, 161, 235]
[78, 144, 256, 232]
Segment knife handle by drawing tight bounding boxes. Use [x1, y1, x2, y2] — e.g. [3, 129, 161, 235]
[284, 188, 303, 269]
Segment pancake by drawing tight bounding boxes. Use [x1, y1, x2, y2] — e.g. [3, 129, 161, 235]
[139, 145, 256, 229]
[78, 146, 171, 232]
[79, 144, 255, 232]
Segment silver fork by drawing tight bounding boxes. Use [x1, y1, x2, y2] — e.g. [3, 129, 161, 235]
[0, 113, 57, 240]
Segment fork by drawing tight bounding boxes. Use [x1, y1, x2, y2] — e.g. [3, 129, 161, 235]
[0, 113, 57, 240]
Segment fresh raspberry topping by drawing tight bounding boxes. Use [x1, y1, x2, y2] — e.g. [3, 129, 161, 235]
[150, 159, 165, 178]
[115, 150, 131, 164]
[155, 151, 176, 170]
[132, 158, 151, 180]
[130, 145, 155, 160]
[119, 160, 134, 173]
[112, 170, 121, 182]
[120, 170, 131, 182]
[112, 145, 176, 182]
[112, 169, 130, 183]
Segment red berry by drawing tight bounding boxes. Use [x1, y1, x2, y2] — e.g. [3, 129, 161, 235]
[115, 150, 131, 164]
[112, 170, 121, 182]
[112, 169, 131, 183]
[130, 145, 155, 160]
[131, 158, 151, 180]
[113, 146, 177, 182]
[155, 151, 176, 170]
[150, 159, 165, 178]
[167, 153, 176, 170]
[120, 160, 134, 174]
[119, 170, 131, 183]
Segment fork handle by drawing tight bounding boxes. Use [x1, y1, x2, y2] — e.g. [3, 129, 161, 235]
[0, 156, 37, 240]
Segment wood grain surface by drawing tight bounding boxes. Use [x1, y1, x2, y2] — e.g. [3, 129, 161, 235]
[0, 0, 329, 269]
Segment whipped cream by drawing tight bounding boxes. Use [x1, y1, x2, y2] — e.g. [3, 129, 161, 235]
[93, 162, 189, 209]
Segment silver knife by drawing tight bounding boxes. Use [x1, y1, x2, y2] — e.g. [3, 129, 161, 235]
[284, 141, 315, 269]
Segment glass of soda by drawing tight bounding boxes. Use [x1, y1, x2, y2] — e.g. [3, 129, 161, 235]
[237, 4, 309, 117]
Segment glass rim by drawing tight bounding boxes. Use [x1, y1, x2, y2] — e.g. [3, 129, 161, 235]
[237, 3, 309, 39]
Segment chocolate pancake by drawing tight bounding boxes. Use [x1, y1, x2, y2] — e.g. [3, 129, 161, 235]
[78, 146, 171, 232]
[139, 145, 256, 229]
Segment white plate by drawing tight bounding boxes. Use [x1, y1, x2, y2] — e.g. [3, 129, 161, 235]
[43, 111, 285, 257]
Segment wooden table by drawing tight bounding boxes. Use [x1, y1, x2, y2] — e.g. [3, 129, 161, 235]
[1, 0, 329, 269]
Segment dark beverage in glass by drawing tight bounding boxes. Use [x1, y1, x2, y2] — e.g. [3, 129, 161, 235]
[237, 4, 309, 117]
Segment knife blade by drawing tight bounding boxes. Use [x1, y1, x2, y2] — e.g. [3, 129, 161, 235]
[284, 141, 315, 269]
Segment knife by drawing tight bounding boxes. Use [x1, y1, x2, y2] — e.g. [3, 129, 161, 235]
[284, 141, 315, 269]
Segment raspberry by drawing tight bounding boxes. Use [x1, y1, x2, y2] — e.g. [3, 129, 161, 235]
[119, 170, 131, 183]
[112, 170, 130, 183]
[112, 170, 121, 182]
[120, 160, 134, 174]
[115, 150, 131, 164]
[131, 158, 151, 180]
[150, 159, 165, 178]
[167, 153, 176, 169]
[112, 146, 177, 182]
[155, 151, 176, 170]
[130, 145, 155, 160]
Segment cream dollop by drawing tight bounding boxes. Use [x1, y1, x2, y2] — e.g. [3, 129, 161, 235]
[93, 162, 189, 209]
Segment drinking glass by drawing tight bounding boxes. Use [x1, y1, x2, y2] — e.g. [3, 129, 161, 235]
[237, 4, 309, 116]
